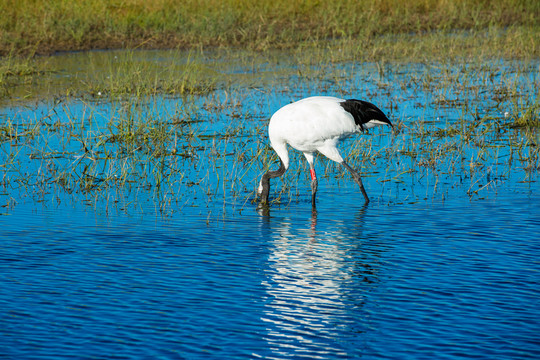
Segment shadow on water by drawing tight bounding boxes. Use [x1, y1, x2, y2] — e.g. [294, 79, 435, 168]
[255, 205, 388, 358]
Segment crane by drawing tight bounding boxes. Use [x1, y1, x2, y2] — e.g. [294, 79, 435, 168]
[258, 96, 392, 208]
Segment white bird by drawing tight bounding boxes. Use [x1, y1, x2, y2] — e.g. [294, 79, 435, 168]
[258, 96, 393, 208]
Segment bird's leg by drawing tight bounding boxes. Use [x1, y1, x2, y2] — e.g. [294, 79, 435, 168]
[309, 167, 318, 209]
[341, 161, 369, 203]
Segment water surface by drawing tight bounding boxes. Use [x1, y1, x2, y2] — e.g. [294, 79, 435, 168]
[1, 50, 539, 359]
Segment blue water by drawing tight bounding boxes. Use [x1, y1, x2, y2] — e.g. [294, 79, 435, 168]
[1, 52, 539, 359]
[2, 188, 539, 359]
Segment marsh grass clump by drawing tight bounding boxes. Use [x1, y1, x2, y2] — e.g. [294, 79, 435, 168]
[508, 102, 540, 129]
[81, 51, 217, 98]
[0, 55, 49, 97]
[1, 98, 183, 208]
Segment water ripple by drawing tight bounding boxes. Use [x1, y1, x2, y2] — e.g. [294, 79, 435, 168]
[1, 193, 540, 359]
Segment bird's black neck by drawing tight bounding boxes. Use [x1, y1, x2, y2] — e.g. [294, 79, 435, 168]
[259, 160, 287, 205]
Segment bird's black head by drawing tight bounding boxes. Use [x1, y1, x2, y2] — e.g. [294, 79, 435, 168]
[340, 99, 392, 130]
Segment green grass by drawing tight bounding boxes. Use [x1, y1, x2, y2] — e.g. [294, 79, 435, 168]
[1, 1, 538, 101]
[0, 55, 47, 97]
[81, 51, 217, 97]
[0, 0, 538, 56]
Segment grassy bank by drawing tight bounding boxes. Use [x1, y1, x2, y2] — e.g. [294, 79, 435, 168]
[1, 0, 539, 56]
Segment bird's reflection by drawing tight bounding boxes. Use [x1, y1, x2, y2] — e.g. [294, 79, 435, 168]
[257, 205, 381, 358]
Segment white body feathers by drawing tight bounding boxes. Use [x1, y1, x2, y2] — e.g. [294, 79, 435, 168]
[268, 96, 383, 168]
